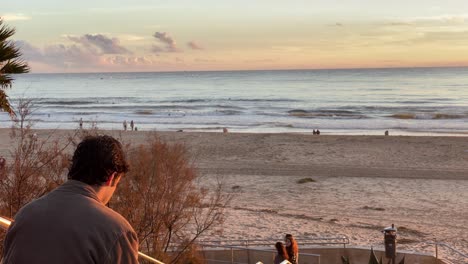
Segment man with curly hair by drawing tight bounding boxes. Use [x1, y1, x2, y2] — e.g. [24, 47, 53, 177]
[3, 135, 139, 264]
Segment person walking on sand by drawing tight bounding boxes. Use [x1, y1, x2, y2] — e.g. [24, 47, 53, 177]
[3, 135, 139, 264]
[123, 120, 127, 131]
[285, 234, 299, 264]
[130, 120, 134, 131]
[274, 242, 291, 264]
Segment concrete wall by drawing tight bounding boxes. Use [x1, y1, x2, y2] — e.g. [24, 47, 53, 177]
[201, 248, 320, 264]
[199, 246, 443, 264]
[301, 247, 437, 264]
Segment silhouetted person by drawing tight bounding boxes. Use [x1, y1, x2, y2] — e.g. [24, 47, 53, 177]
[313, 129, 316, 135]
[123, 120, 127, 131]
[385, 130, 389, 136]
[130, 120, 134, 131]
[3, 136, 139, 264]
[316, 129, 320, 135]
[79, 118, 83, 129]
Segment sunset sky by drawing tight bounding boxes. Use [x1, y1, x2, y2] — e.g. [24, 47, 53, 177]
[3, 0, 468, 73]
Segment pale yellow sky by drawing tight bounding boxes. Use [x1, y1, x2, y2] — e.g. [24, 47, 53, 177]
[2, 1, 468, 72]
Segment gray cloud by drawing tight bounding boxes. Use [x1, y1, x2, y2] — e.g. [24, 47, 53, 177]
[151, 45, 164, 53]
[187, 41, 203, 50]
[153, 32, 180, 52]
[16, 40, 100, 68]
[67, 34, 131, 54]
[15, 40, 155, 71]
[105, 55, 153, 66]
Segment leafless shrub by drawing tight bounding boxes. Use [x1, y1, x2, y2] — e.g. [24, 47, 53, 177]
[0, 98, 72, 254]
[112, 134, 231, 264]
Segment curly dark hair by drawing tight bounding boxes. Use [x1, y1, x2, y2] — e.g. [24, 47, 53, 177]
[68, 135, 129, 185]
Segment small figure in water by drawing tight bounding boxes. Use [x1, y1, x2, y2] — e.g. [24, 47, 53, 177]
[79, 118, 83, 129]
[123, 120, 127, 131]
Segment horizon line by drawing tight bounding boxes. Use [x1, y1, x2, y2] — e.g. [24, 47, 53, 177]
[20, 65, 468, 75]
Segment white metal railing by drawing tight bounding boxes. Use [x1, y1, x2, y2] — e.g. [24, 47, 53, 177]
[0, 216, 163, 264]
[427, 241, 468, 261]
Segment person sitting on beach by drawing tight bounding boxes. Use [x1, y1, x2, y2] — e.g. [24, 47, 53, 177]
[316, 129, 320, 135]
[2, 135, 139, 264]
[313, 129, 316, 135]
[385, 130, 389, 136]
[285, 234, 299, 264]
[274, 241, 291, 264]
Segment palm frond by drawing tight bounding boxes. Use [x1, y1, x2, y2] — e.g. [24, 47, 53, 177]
[1, 60, 30, 75]
[0, 18, 28, 118]
[0, 41, 25, 63]
[0, 73, 14, 88]
[0, 19, 16, 42]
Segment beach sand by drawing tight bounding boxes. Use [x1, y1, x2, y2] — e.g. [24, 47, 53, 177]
[1, 128, 467, 259]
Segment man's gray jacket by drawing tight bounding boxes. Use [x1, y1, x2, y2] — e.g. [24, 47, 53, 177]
[2, 180, 139, 264]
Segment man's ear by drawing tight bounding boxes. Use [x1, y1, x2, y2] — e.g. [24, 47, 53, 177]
[105, 173, 116, 187]
[106, 172, 122, 187]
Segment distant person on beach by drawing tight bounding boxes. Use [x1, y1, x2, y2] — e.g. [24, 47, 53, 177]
[130, 120, 134, 131]
[123, 120, 127, 131]
[385, 130, 389, 136]
[0, 156, 6, 171]
[316, 129, 320, 135]
[0, 156, 6, 181]
[274, 242, 290, 264]
[79, 118, 83, 129]
[313, 129, 316, 135]
[3, 135, 139, 264]
[285, 234, 299, 264]
[223, 127, 228, 133]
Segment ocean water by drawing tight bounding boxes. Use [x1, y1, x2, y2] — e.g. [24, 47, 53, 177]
[1, 67, 468, 135]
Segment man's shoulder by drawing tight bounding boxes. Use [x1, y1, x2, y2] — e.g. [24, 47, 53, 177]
[96, 204, 135, 233]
